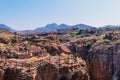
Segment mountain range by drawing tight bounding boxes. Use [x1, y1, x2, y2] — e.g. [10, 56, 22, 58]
[0, 23, 96, 33]
[100, 25, 120, 29]
[1, 23, 118, 33]
[0, 24, 16, 32]
[34, 23, 95, 32]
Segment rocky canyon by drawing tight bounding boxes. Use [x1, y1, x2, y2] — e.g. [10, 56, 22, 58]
[0, 28, 120, 80]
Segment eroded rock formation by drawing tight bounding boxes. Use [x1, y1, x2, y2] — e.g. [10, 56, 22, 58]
[66, 29, 120, 80]
[1, 28, 120, 80]
[0, 29, 90, 80]
[88, 43, 120, 80]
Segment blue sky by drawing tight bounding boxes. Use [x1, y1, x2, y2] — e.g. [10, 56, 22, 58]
[0, 0, 120, 30]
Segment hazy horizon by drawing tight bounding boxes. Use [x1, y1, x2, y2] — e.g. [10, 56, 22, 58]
[0, 0, 120, 30]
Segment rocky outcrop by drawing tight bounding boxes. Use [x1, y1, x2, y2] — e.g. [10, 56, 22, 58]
[0, 69, 4, 80]
[0, 55, 90, 80]
[3, 68, 18, 80]
[87, 43, 120, 80]
[35, 64, 59, 80]
[0, 34, 71, 59]
[0, 67, 35, 80]
[65, 30, 120, 80]
[0, 29, 89, 80]
[35, 59, 90, 80]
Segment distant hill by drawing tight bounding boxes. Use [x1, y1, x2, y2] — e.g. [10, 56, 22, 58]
[72, 24, 95, 29]
[35, 23, 71, 32]
[35, 23, 58, 32]
[0, 23, 96, 33]
[2, 23, 120, 33]
[17, 30, 36, 34]
[0, 23, 96, 34]
[100, 25, 120, 29]
[0, 24, 16, 32]
[35, 23, 95, 32]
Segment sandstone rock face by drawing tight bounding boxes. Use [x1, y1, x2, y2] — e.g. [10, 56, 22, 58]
[88, 43, 120, 80]
[35, 64, 59, 80]
[3, 68, 18, 80]
[0, 69, 4, 80]
[0, 55, 90, 80]
[0, 67, 35, 80]
[35, 62, 90, 80]
[69, 41, 120, 80]
[65, 30, 120, 80]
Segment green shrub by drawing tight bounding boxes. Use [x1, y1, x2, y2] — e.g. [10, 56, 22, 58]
[104, 32, 113, 40]
[96, 39, 110, 45]
[6, 52, 18, 58]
